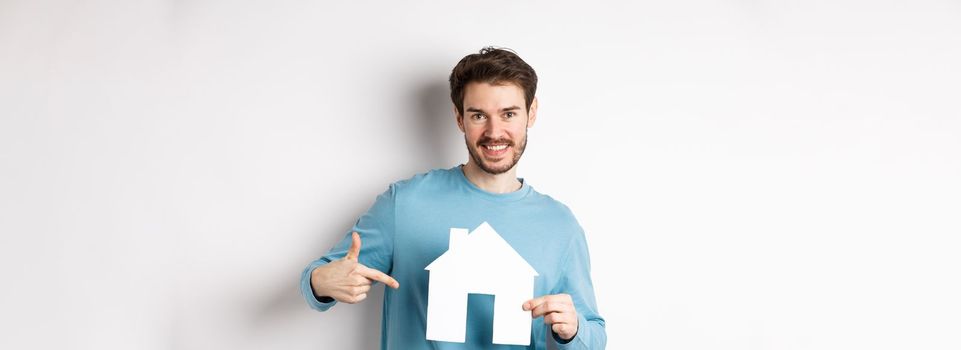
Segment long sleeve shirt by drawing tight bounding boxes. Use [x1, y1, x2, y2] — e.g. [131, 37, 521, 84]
[300, 164, 606, 349]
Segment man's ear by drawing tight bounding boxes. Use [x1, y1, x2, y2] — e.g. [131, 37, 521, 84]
[527, 97, 538, 128]
[454, 105, 465, 133]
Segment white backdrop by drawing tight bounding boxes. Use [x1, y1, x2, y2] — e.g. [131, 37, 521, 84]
[2, 0, 960, 349]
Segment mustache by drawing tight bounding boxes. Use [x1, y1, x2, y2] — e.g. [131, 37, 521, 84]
[476, 137, 513, 147]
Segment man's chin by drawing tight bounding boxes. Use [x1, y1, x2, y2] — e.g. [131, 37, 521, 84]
[478, 159, 515, 175]
[467, 144, 523, 175]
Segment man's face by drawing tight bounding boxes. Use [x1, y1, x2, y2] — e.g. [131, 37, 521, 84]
[456, 81, 538, 175]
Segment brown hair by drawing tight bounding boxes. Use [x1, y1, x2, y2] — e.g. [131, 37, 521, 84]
[449, 46, 538, 117]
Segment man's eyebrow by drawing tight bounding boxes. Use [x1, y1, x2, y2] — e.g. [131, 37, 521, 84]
[465, 106, 522, 113]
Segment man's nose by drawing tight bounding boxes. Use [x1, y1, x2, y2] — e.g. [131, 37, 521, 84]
[482, 117, 509, 138]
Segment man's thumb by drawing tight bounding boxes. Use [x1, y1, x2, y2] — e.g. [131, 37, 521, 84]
[344, 231, 361, 260]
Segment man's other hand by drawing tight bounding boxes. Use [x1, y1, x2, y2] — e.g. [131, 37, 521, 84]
[310, 232, 400, 304]
[523, 294, 579, 341]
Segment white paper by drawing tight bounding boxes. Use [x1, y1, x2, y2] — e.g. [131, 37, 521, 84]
[425, 222, 539, 345]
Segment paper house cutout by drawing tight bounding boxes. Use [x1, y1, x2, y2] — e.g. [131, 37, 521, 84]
[424, 221, 539, 345]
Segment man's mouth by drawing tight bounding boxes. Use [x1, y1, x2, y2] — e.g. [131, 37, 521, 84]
[481, 143, 511, 157]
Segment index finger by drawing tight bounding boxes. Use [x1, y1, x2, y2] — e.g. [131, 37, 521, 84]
[523, 296, 549, 311]
[355, 264, 400, 289]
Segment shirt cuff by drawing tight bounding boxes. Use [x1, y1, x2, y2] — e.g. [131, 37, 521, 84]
[301, 259, 337, 312]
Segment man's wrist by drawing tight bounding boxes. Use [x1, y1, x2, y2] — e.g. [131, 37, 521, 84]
[552, 323, 579, 344]
[310, 283, 334, 303]
[309, 267, 335, 303]
[310, 281, 334, 303]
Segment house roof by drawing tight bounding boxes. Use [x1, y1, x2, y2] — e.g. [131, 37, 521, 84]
[425, 221, 538, 276]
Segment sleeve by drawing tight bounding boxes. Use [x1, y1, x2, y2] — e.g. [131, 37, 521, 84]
[300, 183, 397, 312]
[553, 223, 607, 349]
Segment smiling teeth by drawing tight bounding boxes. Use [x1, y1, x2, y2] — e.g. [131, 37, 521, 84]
[485, 145, 508, 151]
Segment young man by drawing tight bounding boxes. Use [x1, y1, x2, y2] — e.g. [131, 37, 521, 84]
[300, 47, 606, 349]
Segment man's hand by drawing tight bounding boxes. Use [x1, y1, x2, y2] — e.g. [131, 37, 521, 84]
[523, 294, 579, 341]
[310, 232, 400, 304]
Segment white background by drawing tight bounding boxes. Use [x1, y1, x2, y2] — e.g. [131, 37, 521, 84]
[2, 0, 960, 349]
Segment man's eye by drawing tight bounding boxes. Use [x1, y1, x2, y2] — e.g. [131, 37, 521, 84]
[472, 114, 485, 120]
[506, 112, 515, 118]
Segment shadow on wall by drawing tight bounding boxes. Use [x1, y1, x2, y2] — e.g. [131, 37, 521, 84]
[246, 210, 383, 348]
[415, 79, 463, 170]
[244, 77, 460, 348]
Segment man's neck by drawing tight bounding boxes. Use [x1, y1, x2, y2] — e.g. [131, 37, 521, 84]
[461, 160, 523, 194]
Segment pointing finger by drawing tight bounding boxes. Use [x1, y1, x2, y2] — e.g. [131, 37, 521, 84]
[356, 265, 400, 289]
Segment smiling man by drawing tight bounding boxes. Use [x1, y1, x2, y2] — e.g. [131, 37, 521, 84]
[301, 47, 606, 349]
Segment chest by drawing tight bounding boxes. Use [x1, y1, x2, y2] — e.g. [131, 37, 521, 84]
[392, 197, 573, 293]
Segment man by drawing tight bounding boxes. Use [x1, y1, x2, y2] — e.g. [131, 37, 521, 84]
[300, 47, 606, 349]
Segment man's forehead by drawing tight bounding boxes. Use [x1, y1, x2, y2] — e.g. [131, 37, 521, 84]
[464, 80, 524, 94]
[463, 81, 526, 111]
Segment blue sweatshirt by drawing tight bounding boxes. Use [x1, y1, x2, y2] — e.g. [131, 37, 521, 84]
[300, 164, 606, 349]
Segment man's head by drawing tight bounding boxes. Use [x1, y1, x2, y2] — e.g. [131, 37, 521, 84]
[449, 47, 538, 175]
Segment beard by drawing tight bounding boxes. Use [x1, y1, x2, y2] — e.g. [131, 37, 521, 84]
[465, 130, 528, 175]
